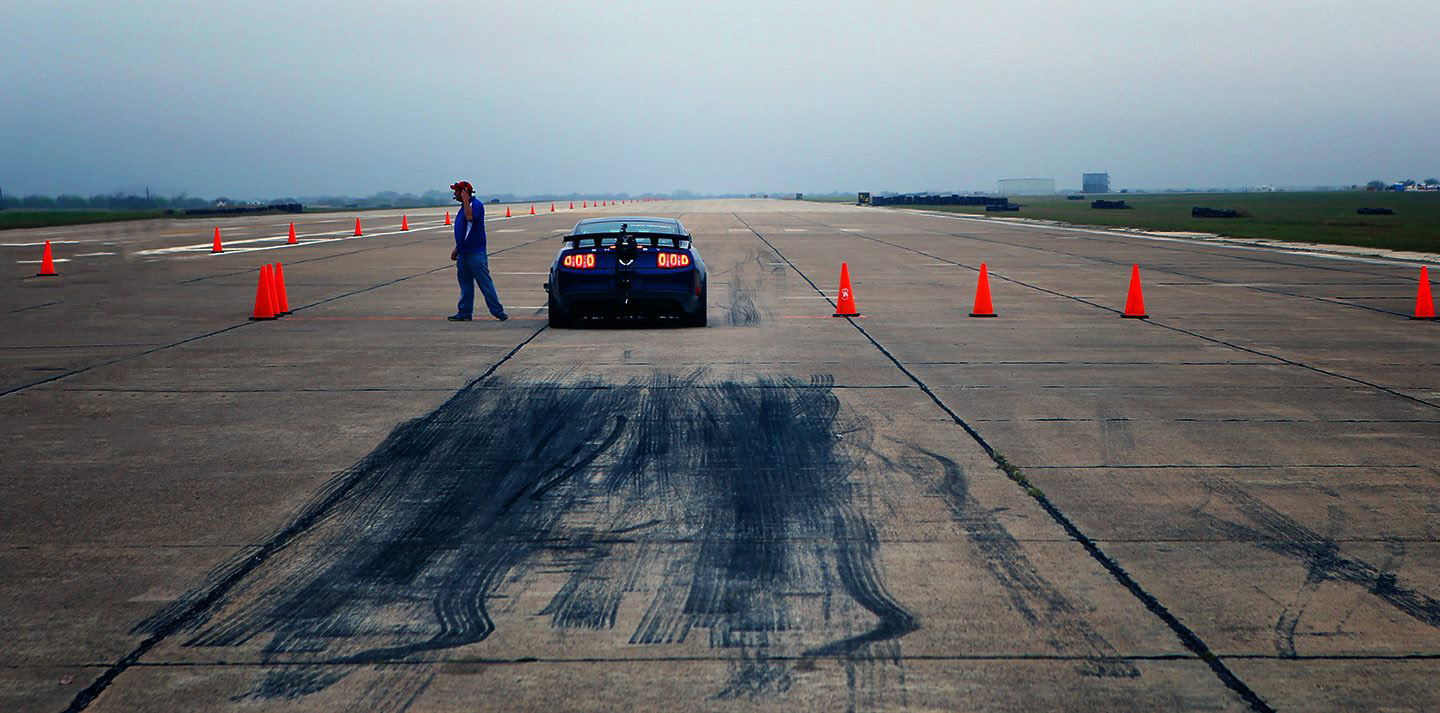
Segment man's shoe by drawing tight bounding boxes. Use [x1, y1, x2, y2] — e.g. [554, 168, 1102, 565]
[447, 314, 472, 321]
[496, 314, 509, 322]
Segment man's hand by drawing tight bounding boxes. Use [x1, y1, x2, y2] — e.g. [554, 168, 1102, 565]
[450, 248, 458, 261]
[462, 194, 474, 222]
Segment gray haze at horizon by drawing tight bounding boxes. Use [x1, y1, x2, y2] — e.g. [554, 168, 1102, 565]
[2, 0, 1436, 198]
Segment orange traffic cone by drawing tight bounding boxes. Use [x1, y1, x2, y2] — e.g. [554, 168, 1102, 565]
[287, 222, 297, 244]
[969, 263, 996, 317]
[36, 240, 58, 276]
[444, 211, 451, 225]
[251, 265, 277, 320]
[401, 214, 409, 231]
[505, 206, 511, 217]
[273, 262, 292, 315]
[266, 265, 281, 316]
[1414, 266, 1437, 320]
[212, 227, 223, 253]
[833, 262, 860, 317]
[550, 203, 555, 212]
[354, 218, 363, 237]
[569, 201, 574, 209]
[1122, 264, 1148, 318]
[530, 204, 536, 215]
[583, 201, 588, 208]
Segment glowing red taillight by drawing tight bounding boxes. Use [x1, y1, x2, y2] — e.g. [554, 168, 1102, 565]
[657, 252, 691, 269]
[562, 252, 596, 269]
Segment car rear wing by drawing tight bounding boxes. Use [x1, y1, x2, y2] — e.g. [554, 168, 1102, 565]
[563, 233, 692, 249]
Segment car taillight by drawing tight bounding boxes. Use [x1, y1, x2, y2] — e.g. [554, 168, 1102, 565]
[562, 253, 596, 269]
[657, 252, 691, 269]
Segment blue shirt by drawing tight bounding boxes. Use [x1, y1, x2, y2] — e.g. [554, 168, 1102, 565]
[454, 197, 487, 253]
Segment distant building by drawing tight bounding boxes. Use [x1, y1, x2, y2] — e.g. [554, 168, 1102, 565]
[997, 178, 1055, 195]
[1082, 172, 1110, 193]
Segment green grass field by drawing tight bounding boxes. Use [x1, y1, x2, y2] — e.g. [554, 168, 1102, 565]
[0, 210, 167, 231]
[889, 191, 1440, 254]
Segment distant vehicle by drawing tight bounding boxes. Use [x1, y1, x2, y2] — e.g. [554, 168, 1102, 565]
[544, 217, 707, 328]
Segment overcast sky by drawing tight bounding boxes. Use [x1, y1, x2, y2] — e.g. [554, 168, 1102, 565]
[3, 0, 1437, 198]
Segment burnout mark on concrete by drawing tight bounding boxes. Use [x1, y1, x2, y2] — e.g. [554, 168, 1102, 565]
[135, 374, 915, 707]
[722, 247, 781, 326]
[894, 446, 1140, 678]
[1196, 474, 1440, 651]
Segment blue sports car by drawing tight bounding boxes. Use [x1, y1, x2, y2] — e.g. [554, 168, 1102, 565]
[544, 216, 707, 328]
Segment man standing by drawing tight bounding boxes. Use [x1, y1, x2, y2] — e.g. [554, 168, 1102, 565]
[447, 181, 508, 322]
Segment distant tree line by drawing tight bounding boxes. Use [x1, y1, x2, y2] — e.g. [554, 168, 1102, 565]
[0, 191, 222, 211]
[0, 187, 733, 212]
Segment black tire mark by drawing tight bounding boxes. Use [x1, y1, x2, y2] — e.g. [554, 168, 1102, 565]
[802, 507, 919, 658]
[536, 374, 917, 703]
[528, 415, 629, 500]
[896, 446, 1138, 677]
[721, 248, 778, 326]
[736, 214, 1276, 713]
[60, 325, 547, 713]
[86, 372, 916, 709]
[176, 376, 635, 668]
[1197, 474, 1440, 630]
[1273, 505, 1343, 657]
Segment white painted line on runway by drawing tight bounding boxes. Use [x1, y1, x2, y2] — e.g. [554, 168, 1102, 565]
[3, 241, 83, 247]
[74, 251, 116, 257]
[783, 228, 808, 232]
[495, 229, 525, 232]
[17, 258, 71, 264]
[728, 229, 750, 232]
[838, 228, 863, 232]
[134, 231, 430, 256]
[147, 213, 550, 257]
[912, 210, 1437, 268]
[136, 221, 445, 257]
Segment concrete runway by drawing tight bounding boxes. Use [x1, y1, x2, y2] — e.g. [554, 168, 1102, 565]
[2, 199, 1437, 712]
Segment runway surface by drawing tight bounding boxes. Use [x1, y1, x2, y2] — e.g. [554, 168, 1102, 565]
[2, 199, 1438, 712]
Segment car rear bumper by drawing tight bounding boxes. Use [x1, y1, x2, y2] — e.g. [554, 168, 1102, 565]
[551, 270, 700, 316]
[554, 287, 700, 316]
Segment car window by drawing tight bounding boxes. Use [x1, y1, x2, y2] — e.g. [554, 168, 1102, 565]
[575, 220, 680, 235]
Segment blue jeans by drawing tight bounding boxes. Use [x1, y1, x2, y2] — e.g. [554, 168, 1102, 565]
[456, 251, 506, 319]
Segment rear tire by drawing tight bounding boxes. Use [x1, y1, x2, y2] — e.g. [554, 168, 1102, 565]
[686, 284, 707, 327]
[548, 292, 573, 328]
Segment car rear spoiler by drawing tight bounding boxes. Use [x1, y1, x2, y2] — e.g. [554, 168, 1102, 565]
[563, 232, 692, 249]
